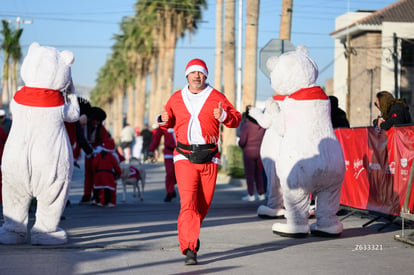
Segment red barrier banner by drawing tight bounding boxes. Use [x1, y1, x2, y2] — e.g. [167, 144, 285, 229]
[335, 126, 414, 216]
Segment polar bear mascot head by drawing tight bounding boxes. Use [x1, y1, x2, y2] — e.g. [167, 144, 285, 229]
[267, 45, 318, 96]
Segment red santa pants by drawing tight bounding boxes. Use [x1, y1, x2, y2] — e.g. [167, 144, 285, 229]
[175, 159, 218, 254]
[95, 188, 116, 205]
[83, 157, 94, 200]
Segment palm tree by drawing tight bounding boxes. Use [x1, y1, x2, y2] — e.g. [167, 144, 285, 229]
[135, 0, 207, 124]
[1, 20, 23, 108]
[242, 0, 260, 109]
[91, 0, 208, 138]
[214, 0, 224, 90]
[222, 0, 237, 159]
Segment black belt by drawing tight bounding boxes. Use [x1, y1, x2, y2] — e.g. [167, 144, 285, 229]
[96, 169, 114, 174]
[176, 142, 216, 151]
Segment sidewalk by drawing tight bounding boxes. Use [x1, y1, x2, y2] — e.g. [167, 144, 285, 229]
[0, 161, 413, 275]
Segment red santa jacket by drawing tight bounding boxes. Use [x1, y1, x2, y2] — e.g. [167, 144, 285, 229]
[92, 151, 122, 190]
[149, 127, 176, 158]
[161, 86, 241, 161]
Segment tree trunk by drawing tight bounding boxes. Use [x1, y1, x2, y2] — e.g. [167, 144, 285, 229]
[1, 58, 10, 108]
[242, 0, 260, 109]
[114, 90, 124, 144]
[134, 63, 147, 131]
[215, 0, 224, 90]
[148, 56, 160, 127]
[222, 0, 237, 164]
[126, 83, 135, 126]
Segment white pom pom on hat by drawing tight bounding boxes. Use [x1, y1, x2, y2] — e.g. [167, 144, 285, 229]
[102, 138, 115, 152]
[185, 58, 208, 77]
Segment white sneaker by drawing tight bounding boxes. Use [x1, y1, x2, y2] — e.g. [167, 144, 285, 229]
[242, 194, 255, 202]
[257, 194, 266, 201]
[107, 203, 116, 208]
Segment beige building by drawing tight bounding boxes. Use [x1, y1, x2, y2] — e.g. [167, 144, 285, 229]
[330, 0, 414, 127]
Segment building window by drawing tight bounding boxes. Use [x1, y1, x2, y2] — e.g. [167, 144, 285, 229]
[401, 39, 414, 67]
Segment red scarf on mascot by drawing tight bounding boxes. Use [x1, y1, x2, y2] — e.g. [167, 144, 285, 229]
[14, 86, 64, 107]
[273, 86, 327, 101]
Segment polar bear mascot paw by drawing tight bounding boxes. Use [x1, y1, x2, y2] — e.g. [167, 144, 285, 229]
[31, 227, 68, 245]
[257, 205, 285, 219]
[310, 221, 343, 238]
[0, 227, 27, 244]
[272, 223, 309, 238]
[0, 42, 79, 245]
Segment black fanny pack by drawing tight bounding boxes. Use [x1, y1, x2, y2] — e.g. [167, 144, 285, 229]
[176, 142, 218, 164]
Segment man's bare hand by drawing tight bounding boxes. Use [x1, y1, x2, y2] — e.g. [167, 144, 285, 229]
[213, 102, 223, 120]
[161, 106, 169, 122]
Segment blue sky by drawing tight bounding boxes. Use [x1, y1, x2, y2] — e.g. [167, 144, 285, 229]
[1, 0, 397, 102]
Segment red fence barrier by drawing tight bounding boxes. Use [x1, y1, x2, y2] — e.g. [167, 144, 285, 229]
[335, 126, 414, 216]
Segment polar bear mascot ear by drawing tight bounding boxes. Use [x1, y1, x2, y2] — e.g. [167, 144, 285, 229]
[268, 45, 319, 96]
[20, 42, 75, 91]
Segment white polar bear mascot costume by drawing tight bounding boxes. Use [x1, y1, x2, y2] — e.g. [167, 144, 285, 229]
[249, 96, 285, 218]
[268, 45, 345, 238]
[0, 42, 79, 245]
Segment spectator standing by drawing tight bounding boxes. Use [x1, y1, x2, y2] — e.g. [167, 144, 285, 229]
[238, 106, 266, 202]
[329, 96, 350, 128]
[373, 91, 412, 130]
[160, 58, 241, 265]
[0, 109, 12, 135]
[0, 126, 8, 204]
[140, 124, 153, 162]
[120, 122, 136, 163]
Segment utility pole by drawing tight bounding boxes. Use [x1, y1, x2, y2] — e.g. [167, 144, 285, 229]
[280, 0, 293, 40]
[346, 33, 351, 119]
[393, 32, 400, 98]
[13, 17, 33, 29]
[236, 0, 242, 111]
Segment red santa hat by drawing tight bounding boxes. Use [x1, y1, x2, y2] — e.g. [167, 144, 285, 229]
[102, 138, 115, 152]
[185, 58, 208, 78]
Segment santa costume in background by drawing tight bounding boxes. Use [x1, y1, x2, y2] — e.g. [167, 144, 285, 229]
[160, 58, 241, 255]
[92, 138, 122, 207]
[80, 106, 110, 204]
[149, 126, 177, 201]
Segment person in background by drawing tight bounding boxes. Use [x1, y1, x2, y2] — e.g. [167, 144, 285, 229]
[329, 96, 350, 128]
[373, 91, 412, 130]
[0, 126, 8, 204]
[0, 109, 12, 135]
[149, 123, 177, 202]
[120, 122, 136, 163]
[140, 124, 153, 162]
[238, 106, 266, 202]
[159, 58, 241, 265]
[79, 106, 110, 204]
[92, 138, 122, 207]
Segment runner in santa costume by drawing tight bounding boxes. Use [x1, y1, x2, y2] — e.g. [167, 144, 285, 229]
[267, 46, 345, 238]
[92, 138, 122, 207]
[148, 125, 177, 202]
[159, 58, 241, 265]
[0, 42, 80, 245]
